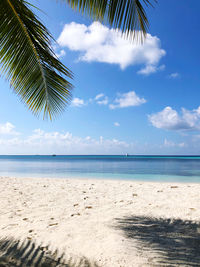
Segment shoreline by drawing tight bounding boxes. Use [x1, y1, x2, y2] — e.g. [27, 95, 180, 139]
[2, 174, 200, 184]
[1, 176, 200, 266]
[3, 174, 200, 186]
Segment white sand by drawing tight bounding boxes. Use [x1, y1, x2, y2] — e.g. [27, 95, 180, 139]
[1, 176, 200, 266]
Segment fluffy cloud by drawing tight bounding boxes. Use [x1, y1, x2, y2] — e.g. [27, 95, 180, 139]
[149, 106, 200, 131]
[169, 72, 179, 78]
[97, 97, 108, 105]
[0, 122, 19, 135]
[71, 97, 85, 107]
[163, 138, 186, 148]
[138, 64, 165, 75]
[1, 123, 200, 155]
[57, 22, 166, 71]
[0, 128, 134, 154]
[56, 49, 66, 58]
[109, 91, 146, 109]
[95, 93, 104, 100]
[114, 122, 120, 127]
[94, 94, 108, 105]
[76, 91, 146, 109]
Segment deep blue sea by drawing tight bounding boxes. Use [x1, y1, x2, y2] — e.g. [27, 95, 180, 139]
[1, 155, 200, 182]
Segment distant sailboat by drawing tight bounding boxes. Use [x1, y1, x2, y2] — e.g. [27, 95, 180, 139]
[52, 154, 56, 157]
[126, 153, 129, 157]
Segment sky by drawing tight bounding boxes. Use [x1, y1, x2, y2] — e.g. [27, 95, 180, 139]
[0, 0, 200, 155]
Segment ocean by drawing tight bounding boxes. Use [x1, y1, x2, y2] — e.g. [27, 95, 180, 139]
[1, 155, 200, 182]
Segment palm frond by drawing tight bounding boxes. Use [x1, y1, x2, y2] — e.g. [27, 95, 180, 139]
[0, 0, 73, 120]
[62, 0, 156, 39]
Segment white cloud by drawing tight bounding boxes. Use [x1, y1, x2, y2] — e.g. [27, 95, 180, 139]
[114, 122, 120, 127]
[138, 64, 165, 75]
[163, 138, 186, 148]
[169, 72, 179, 78]
[109, 91, 146, 109]
[71, 97, 85, 107]
[52, 42, 66, 59]
[56, 49, 66, 58]
[97, 97, 108, 105]
[1, 123, 200, 155]
[0, 128, 135, 154]
[94, 94, 108, 105]
[57, 21, 166, 71]
[0, 122, 19, 135]
[149, 106, 200, 131]
[87, 93, 109, 106]
[95, 93, 104, 100]
[71, 91, 146, 109]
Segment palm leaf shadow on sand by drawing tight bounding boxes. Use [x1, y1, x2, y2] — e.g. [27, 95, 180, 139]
[116, 216, 200, 266]
[0, 237, 99, 267]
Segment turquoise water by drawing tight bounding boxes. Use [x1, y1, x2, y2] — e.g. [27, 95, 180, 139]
[1, 155, 200, 182]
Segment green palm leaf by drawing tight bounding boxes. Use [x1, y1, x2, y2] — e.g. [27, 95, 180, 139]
[63, 0, 156, 39]
[0, 0, 73, 120]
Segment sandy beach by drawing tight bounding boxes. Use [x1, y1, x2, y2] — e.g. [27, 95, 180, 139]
[1, 176, 200, 266]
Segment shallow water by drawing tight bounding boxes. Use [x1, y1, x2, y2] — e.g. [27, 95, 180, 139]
[1, 155, 200, 182]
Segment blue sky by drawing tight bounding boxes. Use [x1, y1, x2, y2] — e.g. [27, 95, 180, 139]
[0, 0, 200, 155]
